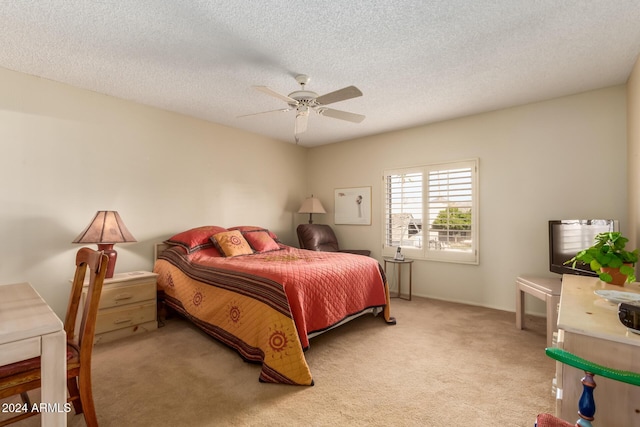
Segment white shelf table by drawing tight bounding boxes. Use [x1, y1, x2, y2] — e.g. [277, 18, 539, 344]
[0, 282, 67, 426]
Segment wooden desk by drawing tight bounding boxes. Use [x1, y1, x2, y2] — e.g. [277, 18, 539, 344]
[0, 282, 67, 426]
[555, 275, 640, 425]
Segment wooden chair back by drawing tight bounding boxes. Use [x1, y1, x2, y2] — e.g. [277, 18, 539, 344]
[66, 247, 109, 353]
[64, 247, 108, 427]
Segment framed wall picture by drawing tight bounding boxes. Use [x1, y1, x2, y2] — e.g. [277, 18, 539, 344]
[334, 186, 371, 225]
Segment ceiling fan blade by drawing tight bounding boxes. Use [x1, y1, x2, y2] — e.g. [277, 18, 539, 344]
[295, 110, 309, 135]
[319, 108, 365, 123]
[253, 86, 298, 104]
[315, 86, 362, 105]
[237, 108, 290, 118]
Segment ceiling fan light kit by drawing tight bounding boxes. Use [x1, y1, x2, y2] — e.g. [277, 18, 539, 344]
[240, 74, 365, 143]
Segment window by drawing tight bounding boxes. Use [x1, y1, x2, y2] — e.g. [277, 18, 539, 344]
[383, 159, 478, 264]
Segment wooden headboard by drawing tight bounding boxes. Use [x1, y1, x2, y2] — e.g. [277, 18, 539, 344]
[154, 242, 172, 262]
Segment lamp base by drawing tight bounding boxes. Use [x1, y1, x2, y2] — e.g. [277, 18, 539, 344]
[97, 243, 117, 278]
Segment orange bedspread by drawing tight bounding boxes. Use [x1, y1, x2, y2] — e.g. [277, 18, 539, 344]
[154, 244, 392, 385]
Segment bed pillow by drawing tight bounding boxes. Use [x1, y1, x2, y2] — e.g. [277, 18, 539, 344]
[164, 226, 228, 254]
[228, 225, 280, 242]
[243, 230, 281, 253]
[210, 230, 254, 257]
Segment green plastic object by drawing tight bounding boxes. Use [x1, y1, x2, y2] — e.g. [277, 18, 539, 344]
[546, 347, 640, 387]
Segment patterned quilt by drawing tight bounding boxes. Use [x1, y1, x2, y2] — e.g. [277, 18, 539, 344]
[154, 244, 393, 385]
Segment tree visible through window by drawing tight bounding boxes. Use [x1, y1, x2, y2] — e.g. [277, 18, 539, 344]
[431, 207, 472, 247]
[383, 159, 478, 264]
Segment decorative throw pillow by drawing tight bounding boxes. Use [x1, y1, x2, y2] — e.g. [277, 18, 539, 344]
[228, 226, 279, 242]
[165, 226, 228, 253]
[243, 230, 281, 253]
[210, 230, 254, 257]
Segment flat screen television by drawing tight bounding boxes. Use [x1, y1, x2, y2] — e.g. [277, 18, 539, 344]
[548, 219, 619, 277]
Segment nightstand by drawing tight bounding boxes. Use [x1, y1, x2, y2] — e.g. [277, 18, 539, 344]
[81, 270, 158, 344]
[383, 258, 414, 301]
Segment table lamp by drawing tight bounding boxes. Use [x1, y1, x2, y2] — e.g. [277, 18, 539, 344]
[72, 211, 137, 278]
[298, 195, 326, 224]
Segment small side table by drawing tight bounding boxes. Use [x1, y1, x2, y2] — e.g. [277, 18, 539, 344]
[515, 275, 562, 348]
[383, 258, 414, 301]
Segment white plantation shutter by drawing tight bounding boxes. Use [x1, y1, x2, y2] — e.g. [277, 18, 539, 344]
[383, 159, 478, 264]
[384, 169, 423, 249]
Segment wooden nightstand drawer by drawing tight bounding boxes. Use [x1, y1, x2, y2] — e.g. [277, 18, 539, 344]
[95, 301, 157, 334]
[99, 282, 156, 309]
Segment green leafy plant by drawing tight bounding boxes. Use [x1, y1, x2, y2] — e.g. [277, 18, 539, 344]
[565, 232, 638, 284]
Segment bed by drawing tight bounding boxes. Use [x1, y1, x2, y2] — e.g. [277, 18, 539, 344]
[153, 225, 395, 386]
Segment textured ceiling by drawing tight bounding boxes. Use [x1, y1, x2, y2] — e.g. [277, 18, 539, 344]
[1, 1, 640, 147]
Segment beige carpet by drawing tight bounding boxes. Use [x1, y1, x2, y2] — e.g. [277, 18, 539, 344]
[2, 297, 555, 426]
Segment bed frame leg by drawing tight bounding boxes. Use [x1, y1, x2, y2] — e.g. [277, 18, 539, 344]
[383, 280, 397, 325]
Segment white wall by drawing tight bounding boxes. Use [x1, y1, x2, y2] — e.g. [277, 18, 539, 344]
[0, 67, 307, 318]
[307, 86, 628, 313]
[0, 63, 630, 319]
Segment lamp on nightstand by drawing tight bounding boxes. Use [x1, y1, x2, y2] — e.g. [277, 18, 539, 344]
[72, 211, 137, 278]
[298, 195, 326, 224]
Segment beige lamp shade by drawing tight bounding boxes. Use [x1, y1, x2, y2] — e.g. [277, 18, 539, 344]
[72, 211, 136, 278]
[298, 196, 326, 224]
[72, 211, 137, 244]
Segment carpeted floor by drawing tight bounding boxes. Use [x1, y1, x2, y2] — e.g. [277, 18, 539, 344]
[1, 297, 555, 426]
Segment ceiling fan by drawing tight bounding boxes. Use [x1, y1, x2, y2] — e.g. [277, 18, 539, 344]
[239, 74, 365, 143]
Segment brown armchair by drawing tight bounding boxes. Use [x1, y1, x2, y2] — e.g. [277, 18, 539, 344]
[296, 224, 371, 256]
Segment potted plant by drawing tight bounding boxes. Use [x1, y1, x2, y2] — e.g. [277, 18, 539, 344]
[565, 231, 638, 285]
